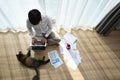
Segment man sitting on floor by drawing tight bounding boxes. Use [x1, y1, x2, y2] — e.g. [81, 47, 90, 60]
[27, 9, 60, 47]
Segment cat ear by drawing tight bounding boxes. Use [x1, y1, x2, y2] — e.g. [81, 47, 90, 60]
[16, 55, 19, 59]
[27, 50, 31, 54]
[19, 51, 22, 54]
[26, 50, 31, 57]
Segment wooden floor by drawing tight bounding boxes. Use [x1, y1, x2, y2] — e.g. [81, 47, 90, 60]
[0, 29, 120, 80]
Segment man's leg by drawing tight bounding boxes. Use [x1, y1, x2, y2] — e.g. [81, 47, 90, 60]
[47, 32, 60, 45]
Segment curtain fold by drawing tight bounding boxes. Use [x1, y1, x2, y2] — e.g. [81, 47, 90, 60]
[95, 2, 120, 35]
[0, 0, 120, 32]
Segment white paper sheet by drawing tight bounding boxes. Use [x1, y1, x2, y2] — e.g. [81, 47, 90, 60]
[63, 33, 77, 49]
[69, 49, 81, 65]
[48, 50, 63, 68]
[63, 33, 77, 44]
[59, 33, 82, 70]
[59, 45, 64, 54]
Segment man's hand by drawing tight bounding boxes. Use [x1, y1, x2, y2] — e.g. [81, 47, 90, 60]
[32, 37, 37, 45]
[41, 37, 47, 45]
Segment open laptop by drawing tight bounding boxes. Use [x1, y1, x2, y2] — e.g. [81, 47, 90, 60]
[30, 41, 46, 50]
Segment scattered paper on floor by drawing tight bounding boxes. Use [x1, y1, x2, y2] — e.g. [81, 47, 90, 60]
[48, 50, 63, 68]
[59, 33, 82, 70]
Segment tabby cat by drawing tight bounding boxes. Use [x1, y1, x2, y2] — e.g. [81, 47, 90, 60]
[16, 50, 50, 80]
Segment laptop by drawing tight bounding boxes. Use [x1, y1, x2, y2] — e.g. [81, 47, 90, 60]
[30, 41, 46, 50]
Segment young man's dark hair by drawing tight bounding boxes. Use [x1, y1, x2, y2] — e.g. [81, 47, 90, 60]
[28, 9, 42, 25]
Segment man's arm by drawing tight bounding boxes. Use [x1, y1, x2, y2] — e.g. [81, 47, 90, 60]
[27, 19, 34, 38]
[27, 20, 37, 44]
[44, 17, 52, 38]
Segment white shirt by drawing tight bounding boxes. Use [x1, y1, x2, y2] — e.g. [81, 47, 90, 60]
[27, 15, 52, 40]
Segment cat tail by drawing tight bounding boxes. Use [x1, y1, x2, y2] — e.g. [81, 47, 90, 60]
[32, 67, 40, 80]
[35, 67, 39, 76]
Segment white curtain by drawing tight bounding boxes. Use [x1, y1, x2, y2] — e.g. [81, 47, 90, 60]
[0, 0, 119, 32]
